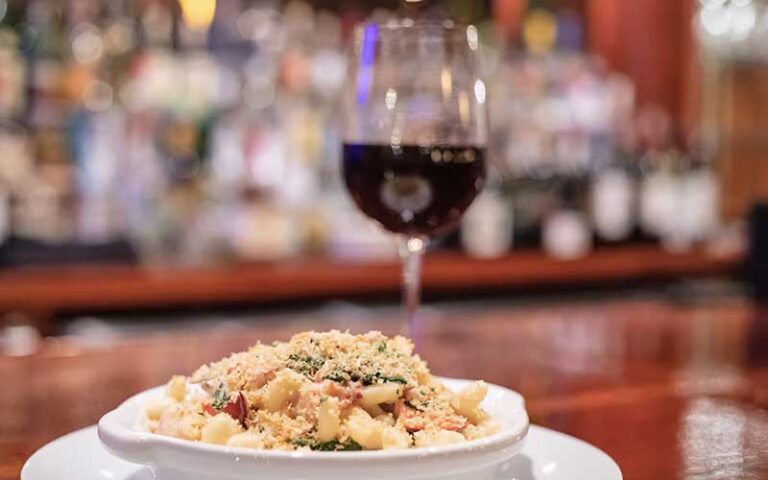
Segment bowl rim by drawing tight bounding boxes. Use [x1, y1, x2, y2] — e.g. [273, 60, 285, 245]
[98, 377, 529, 463]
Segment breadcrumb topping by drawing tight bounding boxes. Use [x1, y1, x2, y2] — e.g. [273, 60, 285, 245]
[147, 330, 499, 450]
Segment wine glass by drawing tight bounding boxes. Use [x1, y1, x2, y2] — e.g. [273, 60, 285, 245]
[342, 18, 488, 336]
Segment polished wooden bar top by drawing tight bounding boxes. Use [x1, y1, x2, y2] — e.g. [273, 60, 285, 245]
[3, 294, 768, 480]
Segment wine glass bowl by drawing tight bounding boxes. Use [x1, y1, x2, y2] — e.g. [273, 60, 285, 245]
[343, 144, 486, 237]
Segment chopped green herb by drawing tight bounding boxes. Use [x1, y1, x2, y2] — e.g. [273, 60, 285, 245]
[287, 354, 326, 376]
[324, 370, 405, 385]
[323, 372, 346, 382]
[290, 437, 362, 452]
[211, 383, 231, 410]
[377, 342, 387, 353]
[404, 400, 425, 412]
[323, 370, 356, 383]
[313, 439, 363, 452]
[291, 437, 313, 448]
[361, 373, 407, 385]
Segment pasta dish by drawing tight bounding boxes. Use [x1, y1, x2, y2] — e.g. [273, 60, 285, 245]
[145, 330, 499, 451]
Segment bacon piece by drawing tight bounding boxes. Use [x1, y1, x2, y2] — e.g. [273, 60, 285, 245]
[395, 401, 425, 432]
[324, 381, 362, 402]
[394, 401, 467, 432]
[203, 392, 248, 427]
[435, 414, 467, 431]
[247, 370, 275, 390]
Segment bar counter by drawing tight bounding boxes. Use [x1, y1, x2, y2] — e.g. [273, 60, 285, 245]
[4, 291, 768, 480]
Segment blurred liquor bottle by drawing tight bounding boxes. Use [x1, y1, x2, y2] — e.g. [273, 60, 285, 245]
[543, 174, 592, 259]
[639, 148, 719, 254]
[8, 0, 75, 244]
[590, 149, 638, 247]
[0, 3, 29, 246]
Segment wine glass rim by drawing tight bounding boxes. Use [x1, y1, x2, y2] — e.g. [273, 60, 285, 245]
[351, 18, 479, 48]
[355, 17, 473, 33]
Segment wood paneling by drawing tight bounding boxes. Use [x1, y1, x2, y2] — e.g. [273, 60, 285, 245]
[718, 65, 768, 219]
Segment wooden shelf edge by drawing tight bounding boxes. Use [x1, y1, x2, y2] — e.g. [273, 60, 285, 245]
[0, 246, 744, 319]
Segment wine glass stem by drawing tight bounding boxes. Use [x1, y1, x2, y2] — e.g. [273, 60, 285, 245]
[398, 236, 427, 338]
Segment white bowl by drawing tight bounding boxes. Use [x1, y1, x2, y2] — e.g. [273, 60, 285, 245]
[98, 378, 529, 480]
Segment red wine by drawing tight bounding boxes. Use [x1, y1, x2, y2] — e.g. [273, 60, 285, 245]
[343, 143, 486, 237]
